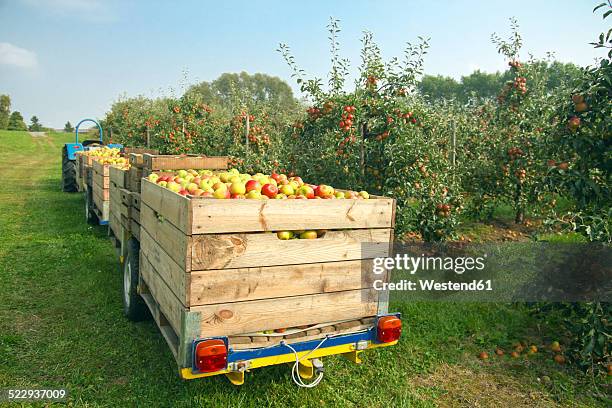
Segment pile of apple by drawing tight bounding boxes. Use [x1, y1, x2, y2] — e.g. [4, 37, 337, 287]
[78, 147, 130, 169]
[146, 168, 371, 200]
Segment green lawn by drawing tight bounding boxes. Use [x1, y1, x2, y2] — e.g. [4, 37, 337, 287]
[0, 130, 608, 407]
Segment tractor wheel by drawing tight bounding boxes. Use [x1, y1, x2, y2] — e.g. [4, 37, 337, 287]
[85, 188, 98, 225]
[61, 146, 78, 192]
[123, 238, 150, 322]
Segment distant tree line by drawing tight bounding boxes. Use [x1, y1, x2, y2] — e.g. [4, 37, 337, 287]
[417, 61, 582, 102]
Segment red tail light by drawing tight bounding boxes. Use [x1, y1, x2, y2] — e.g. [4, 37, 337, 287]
[195, 339, 227, 373]
[377, 316, 402, 343]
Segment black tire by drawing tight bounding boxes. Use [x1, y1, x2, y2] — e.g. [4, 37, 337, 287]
[123, 238, 150, 321]
[85, 188, 98, 225]
[61, 146, 78, 192]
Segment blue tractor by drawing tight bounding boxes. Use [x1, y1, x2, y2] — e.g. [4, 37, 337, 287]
[61, 118, 122, 192]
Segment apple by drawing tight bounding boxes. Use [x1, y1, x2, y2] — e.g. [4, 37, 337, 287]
[174, 177, 184, 184]
[231, 193, 246, 199]
[192, 177, 201, 185]
[229, 175, 242, 183]
[271, 173, 281, 183]
[275, 193, 287, 199]
[299, 230, 318, 239]
[178, 189, 188, 196]
[230, 182, 246, 195]
[316, 184, 334, 198]
[193, 189, 204, 196]
[291, 176, 304, 186]
[276, 231, 294, 240]
[334, 191, 345, 199]
[158, 181, 167, 188]
[296, 185, 315, 199]
[202, 191, 213, 197]
[166, 181, 181, 193]
[213, 188, 229, 199]
[219, 172, 231, 182]
[358, 191, 370, 199]
[245, 180, 262, 193]
[344, 190, 358, 199]
[212, 182, 226, 191]
[245, 190, 262, 199]
[147, 173, 159, 183]
[280, 184, 295, 196]
[187, 183, 199, 193]
[177, 170, 188, 178]
[261, 183, 278, 198]
[288, 180, 299, 191]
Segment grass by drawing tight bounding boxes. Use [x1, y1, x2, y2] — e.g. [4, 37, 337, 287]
[0, 130, 608, 407]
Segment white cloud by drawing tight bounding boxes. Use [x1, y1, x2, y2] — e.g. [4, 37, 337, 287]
[21, 0, 115, 21]
[0, 43, 38, 68]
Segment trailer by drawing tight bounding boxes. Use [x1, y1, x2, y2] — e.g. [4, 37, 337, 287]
[113, 155, 401, 386]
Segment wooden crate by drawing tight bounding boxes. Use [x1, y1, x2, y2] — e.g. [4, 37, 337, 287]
[92, 160, 111, 221]
[139, 178, 395, 364]
[122, 147, 159, 156]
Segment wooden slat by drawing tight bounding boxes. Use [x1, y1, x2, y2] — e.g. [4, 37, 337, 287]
[92, 172, 110, 189]
[191, 289, 378, 337]
[130, 192, 141, 209]
[140, 254, 184, 333]
[140, 227, 189, 306]
[109, 166, 127, 189]
[128, 153, 146, 167]
[92, 160, 110, 177]
[92, 179, 110, 200]
[127, 167, 143, 192]
[141, 180, 190, 234]
[120, 214, 131, 232]
[190, 259, 375, 306]
[122, 147, 158, 155]
[190, 229, 391, 270]
[142, 154, 229, 171]
[140, 204, 190, 270]
[131, 219, 140, 240]
[189, 194, 395, 234]
[120, 189, 131, 205]
[130, 207, 140, 223]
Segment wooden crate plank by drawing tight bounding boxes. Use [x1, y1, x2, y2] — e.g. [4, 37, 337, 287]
[92, 179, 110, 200]
[140, 204, 190, 270]
[92, 172, 110, 189]
[190, 259, 375, 306]
[191, 289, 378, 337]
[190, 229, 391, 270]
[140, 254, 184, 333]
[92, 160, 110, 177]
[141, 180, 190, 234]
[109, 166, 127, 189]
[131, 219, 140, 240]
[130, 207, 140, 223]
[128, 153, 146, 168]
[140, 228, 189, 306]
[121, 214, 131, 232]
[127, 167, 143, 192]
[120, 189, 131, 205]
[189, 194, 395, 234]
[130, 192, 141, 209]
[122, 147, 158, 156]
[142, 154, 229, 171]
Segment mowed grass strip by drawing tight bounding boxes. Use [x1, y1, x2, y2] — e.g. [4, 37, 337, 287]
[0, 130, 607, 407]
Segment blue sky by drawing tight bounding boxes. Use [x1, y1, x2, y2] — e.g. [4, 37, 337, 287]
[0, 0, 607, 128]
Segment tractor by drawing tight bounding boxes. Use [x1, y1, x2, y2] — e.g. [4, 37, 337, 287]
[61, 118, 122, 192]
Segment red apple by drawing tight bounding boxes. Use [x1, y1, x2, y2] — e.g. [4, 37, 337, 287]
[316, 184, 334, 198]
[271, 173, 282, 183]
[296, 185, 315, 199]
[261, 183, 278, 198]
[231, 193, 246, 199]
[245, 179, 262, 193]
[178, 189, 188, 196]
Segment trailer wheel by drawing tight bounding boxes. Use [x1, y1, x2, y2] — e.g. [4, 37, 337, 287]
[123, 238, 149, 321]
[61, 146, 78, 192]
[85, 189, 98, 224]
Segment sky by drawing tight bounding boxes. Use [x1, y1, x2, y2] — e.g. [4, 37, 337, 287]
[0, 0, 607, 128]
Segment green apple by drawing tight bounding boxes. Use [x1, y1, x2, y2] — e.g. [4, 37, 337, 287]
[147, 173, 159, 183]
[245, 190, 262, 199]
[280, 184, 295, 196]
[358, 191, 370, 199]
[230, 182, 246, 195]
[299, 230, 318, 239]
[166, 181, 181, 193]
[177, 170, 188, 178]
[334, 191, 345, 199]
[276, 231, 294, 240]
[187, 183, 199, 193]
